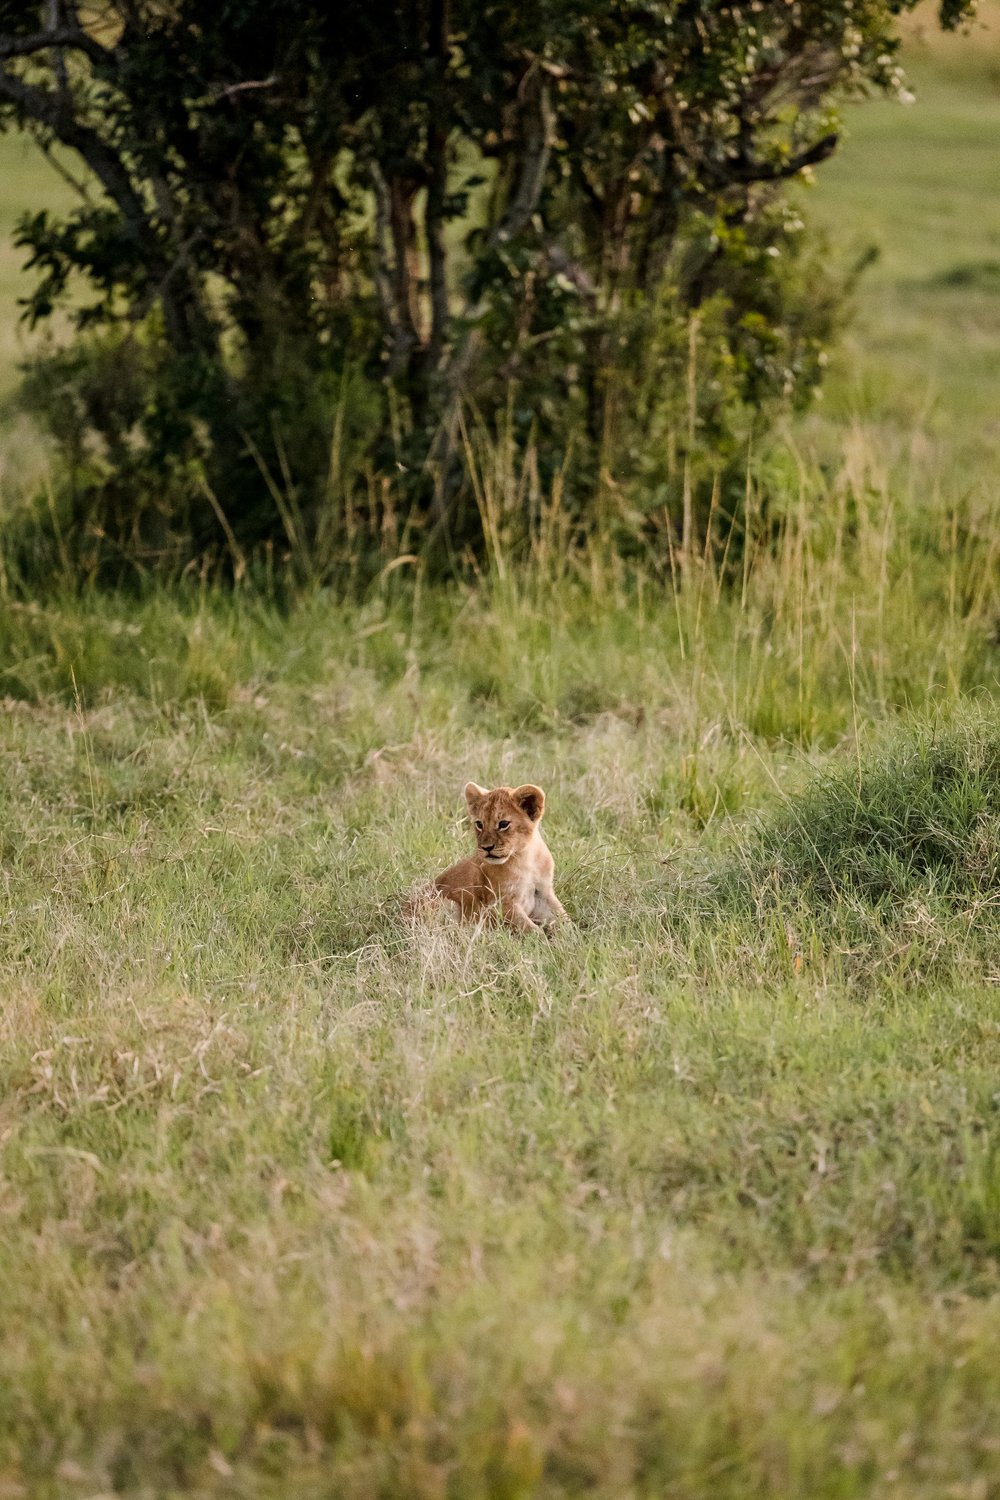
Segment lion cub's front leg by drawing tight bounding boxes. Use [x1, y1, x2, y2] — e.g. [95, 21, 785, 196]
[530, 883, 568, 929]
[498, 895, 543, 934]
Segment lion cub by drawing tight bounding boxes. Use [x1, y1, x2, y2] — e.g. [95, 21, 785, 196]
[417, 782, 567, 933]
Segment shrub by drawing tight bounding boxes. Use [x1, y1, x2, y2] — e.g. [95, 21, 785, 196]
[0, 0, 974, 578]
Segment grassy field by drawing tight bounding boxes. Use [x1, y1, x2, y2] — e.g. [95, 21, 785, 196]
[2, 14, 1000, 1500]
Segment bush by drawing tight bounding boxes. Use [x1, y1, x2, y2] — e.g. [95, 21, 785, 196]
[0, 0, 974, 579]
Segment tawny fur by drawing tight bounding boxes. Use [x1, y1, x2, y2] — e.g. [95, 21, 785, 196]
[408, 782, 568, 933]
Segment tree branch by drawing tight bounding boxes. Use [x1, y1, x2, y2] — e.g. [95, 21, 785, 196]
[727, 130, 839, 183]
[387, 175, 421, 373]
[425, 0, 450, 367]
[0, 68, 153, 244]
[47, 0, 70, 100]
[37, 135, 92, 202]
[0, 64, 219, 358]
[665, 89, 838, 188]
[0, 23, 112, 67]
[206, 75, 276, 104]
[370, 160, 398, 348]
[492, 65, 553, 246]
[425, 131, 449, 367]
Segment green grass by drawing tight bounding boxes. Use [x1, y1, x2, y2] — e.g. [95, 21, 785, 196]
[0, 557, 998, 1498]
[2, 14, 1000, 1499]
[809, 12, 1000, 495]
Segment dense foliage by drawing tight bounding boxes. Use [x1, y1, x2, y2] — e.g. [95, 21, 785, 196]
[0, 0, 976, 574]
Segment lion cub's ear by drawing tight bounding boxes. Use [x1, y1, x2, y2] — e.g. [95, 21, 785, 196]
[513, 784, 545, 822]
[464, 781, 489, 811]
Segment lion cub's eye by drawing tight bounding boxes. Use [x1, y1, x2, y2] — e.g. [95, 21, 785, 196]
[498, 820, 510, 830]
[475, 820, 484, 830]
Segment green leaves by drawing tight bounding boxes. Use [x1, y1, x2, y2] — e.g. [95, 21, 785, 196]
[0, 0, 977, 568]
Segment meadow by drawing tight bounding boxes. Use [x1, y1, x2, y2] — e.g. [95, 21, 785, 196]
[2, 15, 1000, 1500]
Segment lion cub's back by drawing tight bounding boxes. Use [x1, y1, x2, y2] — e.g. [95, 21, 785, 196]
[434, 854, 490, 919]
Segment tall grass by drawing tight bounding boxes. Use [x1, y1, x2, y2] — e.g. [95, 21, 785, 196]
[2, 401, 997, 733]
[1, 472, 1000, 1493]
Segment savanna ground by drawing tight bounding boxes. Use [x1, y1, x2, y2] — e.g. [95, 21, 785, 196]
[3, 15, 1000, 1500]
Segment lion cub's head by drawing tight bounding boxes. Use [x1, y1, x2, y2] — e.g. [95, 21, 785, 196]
[464, 782, 545, 865]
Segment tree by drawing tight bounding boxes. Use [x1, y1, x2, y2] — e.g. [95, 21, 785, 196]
[0, 0, 977, 574]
